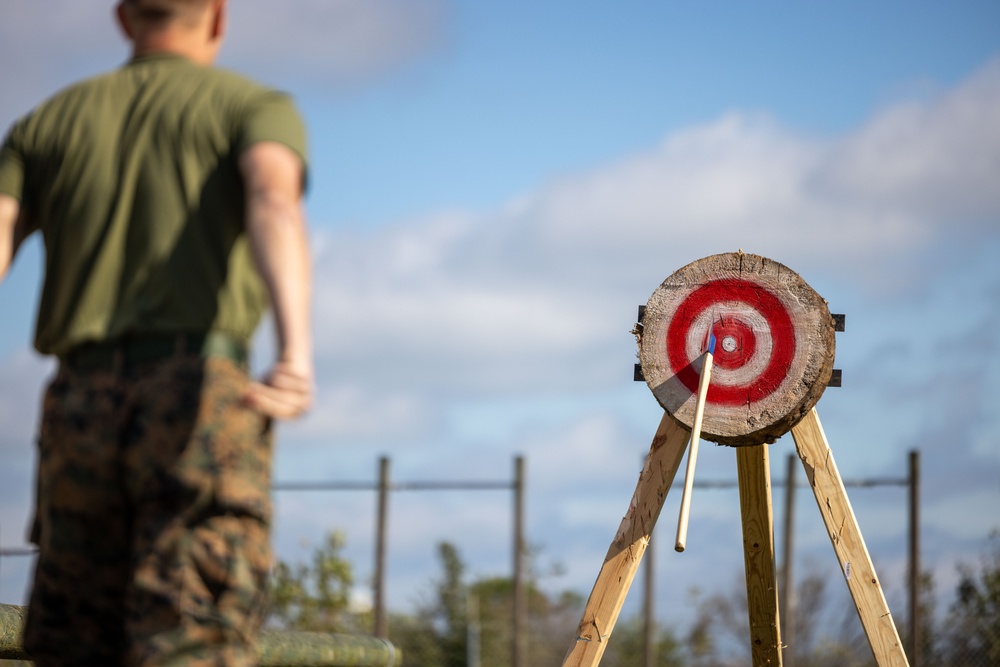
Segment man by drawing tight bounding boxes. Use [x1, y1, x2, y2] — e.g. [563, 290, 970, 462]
[0, 1, 313, 664]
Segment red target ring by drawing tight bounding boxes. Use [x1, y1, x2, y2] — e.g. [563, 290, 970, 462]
[711, 317, 756, 371]
[666, 279, 795, 407]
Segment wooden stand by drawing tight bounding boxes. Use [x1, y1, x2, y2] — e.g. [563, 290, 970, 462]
[564, 253, 910, 666]
[562, 408, 910, 667]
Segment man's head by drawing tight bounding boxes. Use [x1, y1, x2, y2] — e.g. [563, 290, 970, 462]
[116, 0, 227, 65]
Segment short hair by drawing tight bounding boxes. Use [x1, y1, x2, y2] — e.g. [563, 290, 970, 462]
[121, 0, 212, 26]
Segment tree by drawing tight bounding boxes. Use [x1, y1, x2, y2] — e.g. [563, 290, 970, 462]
[941, 531, 1000, 666]
[900, 569, 944, 666]
[683, 567, 875, 667]
[390, 541, 589, 667]
[267, 531, 360, 634]
[467, 575, 586, 666]
[386, 610, 444, 667]
[388, 542, 467, 667]
[599, 614, 684, 667]
[435, 542, 469, 667]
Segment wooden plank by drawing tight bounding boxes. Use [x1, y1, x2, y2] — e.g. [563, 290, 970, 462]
[562, 412, 689, 667]
[790, 409, 910, 667]
[737, 444, 783, 667]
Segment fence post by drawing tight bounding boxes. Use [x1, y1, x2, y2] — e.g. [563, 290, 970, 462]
[468, 592, 481, 667]
[513, 455, 526, 667]
[909, 450, 920, 667]
[374, 456, 390, 639]
[780, 452, 796, 667]
[644, 525, 655, 667]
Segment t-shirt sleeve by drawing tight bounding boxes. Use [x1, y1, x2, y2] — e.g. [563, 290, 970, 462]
[0, 121, 26, 202]
[236, 92, 310, 191]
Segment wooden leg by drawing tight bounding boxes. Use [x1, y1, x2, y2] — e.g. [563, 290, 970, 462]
[562, 412, 690, 667]
[737, 444, 783, 667]
[790, 409, 910, 667]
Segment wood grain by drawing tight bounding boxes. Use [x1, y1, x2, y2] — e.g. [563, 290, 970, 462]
[790, 409, 910, 667]
[737, 444, 783, 666]
[562, 413, 689, 667]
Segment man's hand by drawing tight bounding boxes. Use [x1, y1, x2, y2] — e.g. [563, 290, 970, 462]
[244, 359, 314, 420]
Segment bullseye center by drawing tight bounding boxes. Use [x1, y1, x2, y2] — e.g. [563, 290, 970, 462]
[722, 335, 738, 353]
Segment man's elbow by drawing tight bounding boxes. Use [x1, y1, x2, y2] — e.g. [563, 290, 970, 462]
[239, 142, 305, 201]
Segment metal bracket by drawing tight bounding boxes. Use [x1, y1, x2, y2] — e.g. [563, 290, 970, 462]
[830, 314, 845, 386]
[634, 305, 647, 381]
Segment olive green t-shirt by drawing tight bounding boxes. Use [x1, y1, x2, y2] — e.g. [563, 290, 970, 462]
[0, 53, 308, 356]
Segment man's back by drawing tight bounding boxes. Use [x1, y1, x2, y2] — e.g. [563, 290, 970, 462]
[1, 54, 307, 356]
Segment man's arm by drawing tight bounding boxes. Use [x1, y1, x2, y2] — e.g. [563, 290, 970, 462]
[0, 194, 30, 283]
[239, 142, 314, 420]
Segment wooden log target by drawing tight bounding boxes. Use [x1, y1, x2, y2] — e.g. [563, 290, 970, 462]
[639, 251, 835, 446]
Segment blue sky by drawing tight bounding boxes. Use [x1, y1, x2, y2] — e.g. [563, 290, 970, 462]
[2, 0, 999, 649]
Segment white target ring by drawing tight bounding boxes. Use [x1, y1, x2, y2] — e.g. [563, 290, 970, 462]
[639, 252, 836, 446]
[683, 303, 773, 390]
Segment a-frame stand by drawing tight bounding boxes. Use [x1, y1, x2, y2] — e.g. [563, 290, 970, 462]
[562, 407, 911, 667]
[565, 252, 911, 666]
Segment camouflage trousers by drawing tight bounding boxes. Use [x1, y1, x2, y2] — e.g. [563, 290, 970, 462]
[24, 355, 274, 667]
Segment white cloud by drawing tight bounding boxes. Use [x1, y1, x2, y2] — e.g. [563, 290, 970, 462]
[0, 4, 123, 126]
[924, 488, 1000, 541]
[519, 412, 640, 498]
[306, 57, 1000, 407]
[819, 58, 1000, 225]
[284, 384, 440, 441]
[309, 210, 624, 395]
[223, 0, 448, 86]
[0, 1, 448, 127]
